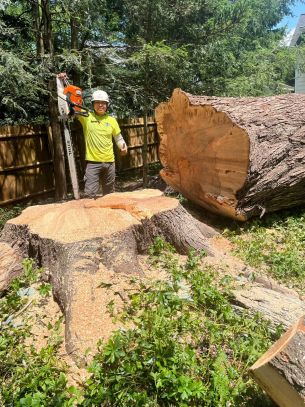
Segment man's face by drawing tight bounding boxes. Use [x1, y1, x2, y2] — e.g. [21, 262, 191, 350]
[93, 100, 108, 115]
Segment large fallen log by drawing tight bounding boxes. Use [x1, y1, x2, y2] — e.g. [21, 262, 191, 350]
[0, 189, 216, 357]
[155, 89, 305, 220]
[250, 315, 305, 407]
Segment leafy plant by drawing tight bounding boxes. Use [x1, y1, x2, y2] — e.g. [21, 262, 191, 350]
[0, 259, 78, 406]
[81, 238, 278, 406]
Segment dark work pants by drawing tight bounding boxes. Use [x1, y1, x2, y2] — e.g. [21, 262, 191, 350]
[84, 162, 115, 198]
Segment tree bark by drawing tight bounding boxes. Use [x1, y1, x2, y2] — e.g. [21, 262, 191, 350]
[155, 89, 305, 220]
[250, 315, 305, 407]
[0, 243, 23, 291]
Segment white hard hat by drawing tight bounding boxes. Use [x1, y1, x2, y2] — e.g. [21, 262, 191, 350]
[91, 90, 109, 103]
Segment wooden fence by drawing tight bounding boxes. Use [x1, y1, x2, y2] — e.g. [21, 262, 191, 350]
[0, 117, 159, 206]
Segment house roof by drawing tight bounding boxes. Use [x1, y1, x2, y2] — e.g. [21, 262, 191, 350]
[290, 14, 305, 46]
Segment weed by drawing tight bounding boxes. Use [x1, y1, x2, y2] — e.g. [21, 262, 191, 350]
[38, 282, 52, 296]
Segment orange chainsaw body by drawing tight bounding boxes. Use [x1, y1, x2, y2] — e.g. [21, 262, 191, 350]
[63, 85, 83, 111]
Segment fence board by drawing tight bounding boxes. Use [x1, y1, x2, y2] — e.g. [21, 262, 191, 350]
[116, 117, 159, 171]
[0, 124, 54, 203]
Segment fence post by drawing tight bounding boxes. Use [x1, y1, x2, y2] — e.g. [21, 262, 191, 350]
[142, 111, 148, 187]
[47, 77, 67, 200]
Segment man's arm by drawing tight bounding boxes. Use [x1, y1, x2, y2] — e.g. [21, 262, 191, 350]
[114, 133, 128, 156]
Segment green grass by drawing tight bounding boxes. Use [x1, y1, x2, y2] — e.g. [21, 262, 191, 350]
[224, 208, 305, 292]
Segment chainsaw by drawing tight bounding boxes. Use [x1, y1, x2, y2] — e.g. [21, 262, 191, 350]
[56, 74, 89, 200]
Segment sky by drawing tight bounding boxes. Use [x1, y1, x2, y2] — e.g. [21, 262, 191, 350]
[279, 1, 305, 30]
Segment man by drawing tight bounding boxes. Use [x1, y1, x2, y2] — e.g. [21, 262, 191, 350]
[78, 90, 128, 198]
[58, 73, 128, 198]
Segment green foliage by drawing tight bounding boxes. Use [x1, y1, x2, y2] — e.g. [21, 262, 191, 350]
[81, 238, 277, 406]
[206, 41, 296, 96]
[0, 205, 23, 231]
[0, 41, 47, 124]
[224, 209, 305, 291]
[0, 259, 77, 406]
[126, 41, 190, 112]
[0, 0, 120, 124]
[38, 282, 52, 297]
[0, 0, 301, 123]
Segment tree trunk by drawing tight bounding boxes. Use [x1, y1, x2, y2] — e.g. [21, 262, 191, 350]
[70, 17, 79, 51]
[41, 0, 53, 55]
[155, 89, 305, 220]
[250, 315, 305, 407]
[36, 0, 67, 200]
[32, 0, 44, 56]
[0, 190, 216, 357]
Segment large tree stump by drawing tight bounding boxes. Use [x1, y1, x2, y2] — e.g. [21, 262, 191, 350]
[250, 315, 305, 407]
[155, 89, 305, 220]
[0, 189, 216, 357]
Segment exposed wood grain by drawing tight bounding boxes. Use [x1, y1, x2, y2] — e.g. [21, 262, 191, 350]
[155, 89, 305, 220]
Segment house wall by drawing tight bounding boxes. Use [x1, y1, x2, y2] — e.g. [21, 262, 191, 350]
[295, 69, 305, 93]
[290, 14, 305, 93]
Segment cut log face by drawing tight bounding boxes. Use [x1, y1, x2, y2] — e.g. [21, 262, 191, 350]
[250, 315, 305, 407]
[0, 189, 216, 357]
[155, 88, 305, 220]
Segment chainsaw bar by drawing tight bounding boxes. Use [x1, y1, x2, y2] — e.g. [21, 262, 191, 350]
[56, 77, 80, 200]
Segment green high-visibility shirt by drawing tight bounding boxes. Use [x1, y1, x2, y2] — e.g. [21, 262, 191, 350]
[77, 112, 121, 162]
